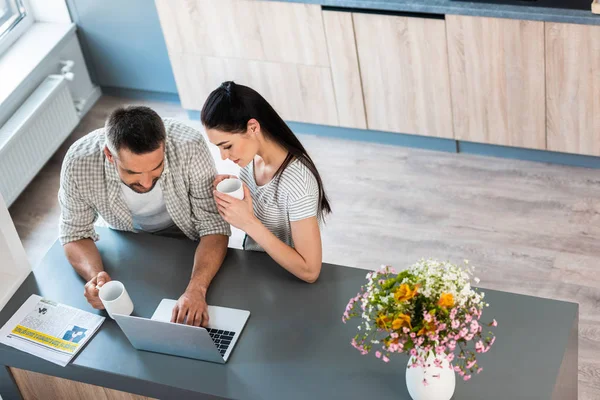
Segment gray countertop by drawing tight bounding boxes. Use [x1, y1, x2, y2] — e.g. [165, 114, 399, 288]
[0, 228, 578, 399]
[263, 0, 600, 26]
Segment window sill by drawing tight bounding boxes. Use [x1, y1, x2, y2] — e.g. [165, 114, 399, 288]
[0, 22, 75, 111]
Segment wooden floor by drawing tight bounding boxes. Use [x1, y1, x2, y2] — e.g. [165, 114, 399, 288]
[9, 96, 600, 399]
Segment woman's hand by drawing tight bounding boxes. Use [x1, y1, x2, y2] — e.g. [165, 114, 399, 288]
[212, 174, 237, 190]
[214, 184, 257, 231]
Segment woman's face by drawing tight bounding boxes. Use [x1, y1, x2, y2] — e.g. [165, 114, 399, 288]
[206, 121, 259, 168]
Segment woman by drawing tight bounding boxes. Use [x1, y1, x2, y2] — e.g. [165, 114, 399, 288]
[201, 81, 331, 283]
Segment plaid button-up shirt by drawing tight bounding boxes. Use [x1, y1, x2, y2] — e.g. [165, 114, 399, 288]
[58, 118, 230, 245]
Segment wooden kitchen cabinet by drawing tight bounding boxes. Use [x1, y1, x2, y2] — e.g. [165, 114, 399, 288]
[169, 52, 338, 125]
[155, 0, 338, 125]
[323, 10, 367, 129]
[353, 12, 454, 138]
[546, 22, 600, 156]
[446, 15, 546, 149]
[155, 0, 329, 66]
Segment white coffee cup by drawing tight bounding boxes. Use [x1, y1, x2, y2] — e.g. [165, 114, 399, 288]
[98, 280, 134, 319]
[216, 178, 244, 200]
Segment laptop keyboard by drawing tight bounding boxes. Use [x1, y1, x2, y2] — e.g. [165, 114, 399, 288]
[206, 328, 236, 357]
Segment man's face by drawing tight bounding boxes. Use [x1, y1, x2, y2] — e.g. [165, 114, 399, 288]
[104, 145, 165, 193]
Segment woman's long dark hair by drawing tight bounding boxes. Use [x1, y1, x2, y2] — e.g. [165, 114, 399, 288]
[201, 81, 331, 219]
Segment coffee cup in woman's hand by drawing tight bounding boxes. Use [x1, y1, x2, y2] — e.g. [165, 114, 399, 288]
[213, 174, 235, 190]
[216, 178, 244, 200]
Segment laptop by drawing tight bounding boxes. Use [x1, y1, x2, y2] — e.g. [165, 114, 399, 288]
[113, 299, 250, 364]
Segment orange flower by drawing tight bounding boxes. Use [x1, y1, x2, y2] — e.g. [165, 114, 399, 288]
[394, 284, 419, 303]
[417, 322, 436, 336]
[376, 314, 391, 329]
[392, 313, 412, 330]
[438, 293, 455, 308]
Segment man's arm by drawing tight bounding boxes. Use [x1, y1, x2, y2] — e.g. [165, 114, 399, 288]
[59, 154, 110, 309]
[64, 239, 111, 309]
[170, 126, 231, 326]
[171, 234, 228, 326]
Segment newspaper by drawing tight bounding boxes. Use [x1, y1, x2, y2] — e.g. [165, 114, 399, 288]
[0, 294, 105, 366]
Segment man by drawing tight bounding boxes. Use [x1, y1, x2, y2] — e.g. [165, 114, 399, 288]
[58, 106, 230, 327]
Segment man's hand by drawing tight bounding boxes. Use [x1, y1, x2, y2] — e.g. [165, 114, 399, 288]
[83, 271, 112, 309]
[171, 287, 209, 327]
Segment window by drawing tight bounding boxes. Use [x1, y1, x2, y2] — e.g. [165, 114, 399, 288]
[0, 0, 33, 56]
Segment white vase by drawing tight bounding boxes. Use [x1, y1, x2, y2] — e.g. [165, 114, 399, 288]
[405, 350, 456, 400]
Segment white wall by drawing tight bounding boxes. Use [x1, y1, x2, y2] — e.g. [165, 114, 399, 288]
[0, 192, 30, 312]
[29, 0, 72, 23]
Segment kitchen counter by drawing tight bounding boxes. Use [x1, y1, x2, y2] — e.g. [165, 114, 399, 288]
[265, 0, 600, 25]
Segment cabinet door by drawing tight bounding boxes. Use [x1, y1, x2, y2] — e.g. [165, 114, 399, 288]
[155, 0, 338, 125]
[155, 0, 329, 67]
[546, 22, 600, 156]
[447, 15, 545, 149]
[353, 12, 454, 138]
[170, 53, 338, 126]
[323, 10, 367, 129]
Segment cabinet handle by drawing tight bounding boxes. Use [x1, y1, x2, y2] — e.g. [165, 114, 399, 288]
[322, 5, 445, 20]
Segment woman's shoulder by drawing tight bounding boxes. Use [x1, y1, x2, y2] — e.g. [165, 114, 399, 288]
[239, 163, 253, 184]
[279, 159, 319, 199]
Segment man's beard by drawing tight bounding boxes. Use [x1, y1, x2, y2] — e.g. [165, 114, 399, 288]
[125, 177, 159, 193]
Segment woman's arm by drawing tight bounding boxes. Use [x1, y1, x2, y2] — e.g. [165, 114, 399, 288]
[245, 217, 322, 283]
[213, 185, 322, 283]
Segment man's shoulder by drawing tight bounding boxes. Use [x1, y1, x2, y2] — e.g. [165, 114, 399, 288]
[63, 128, 106, 173]
[164, 118, 204, 143]
[163, 118, 210, 155]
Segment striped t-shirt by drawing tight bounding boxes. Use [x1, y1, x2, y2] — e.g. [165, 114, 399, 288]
[239, 158, 320, 252]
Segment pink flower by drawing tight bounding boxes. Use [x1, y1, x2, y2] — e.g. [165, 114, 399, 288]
[391, 332, 399, 339]
[375, 351, 382, 359]
[410, 349, 418, 357]
[382, 356, 390, 363]
[470, 321, 479, 333]
[451, 320, 460, 329]
[466, 360, 476, 369]
[435, 346, 446, 355]
[437, 323, 447, 331]
[446, 353, 455, 363]
[465, 314, 473, 323]
[410, 333, 416, 338]
[403, 327, 410, 334]
[460, 328, 469, 337]
[463, 375, 472, 382]
[475, 340, 485, 352]
[424, 312, 433, 323]
[454, 365, 462, 372]
[422, 378, 429, 386]
[492, 319, 498, 327]
[465, 334, 474, 341]
[477, 368, 483, 374]
[488, 336, 496, 347]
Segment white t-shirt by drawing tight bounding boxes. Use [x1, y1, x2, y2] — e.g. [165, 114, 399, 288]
[120, 181, 174, 232]
[239, 159, 320, 251]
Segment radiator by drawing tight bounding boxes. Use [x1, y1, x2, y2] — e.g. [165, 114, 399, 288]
[0, 75, 79, 207]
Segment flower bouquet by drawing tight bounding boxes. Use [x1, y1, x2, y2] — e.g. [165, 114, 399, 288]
[343, 259, 497, 400]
